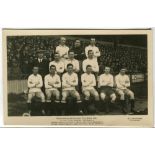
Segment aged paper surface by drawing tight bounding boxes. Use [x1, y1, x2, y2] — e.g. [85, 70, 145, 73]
[3, 29, 153, 127]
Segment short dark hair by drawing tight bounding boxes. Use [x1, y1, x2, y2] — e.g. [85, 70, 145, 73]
[37, 50, 44, 54]
[50, 65, 56, 70]
[67, 63, 73, 68]
[88, 50, 93, 54]
[86, 65, 92, 69]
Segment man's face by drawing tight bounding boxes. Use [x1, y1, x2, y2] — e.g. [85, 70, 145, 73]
[75, 40, 81, 47]
[50, 67, 56, 74]
[104, 67, 110, 74]
[67, 66, 73, 73]
[69, 52, 74, 59]
[33, 67, 39, 74]
[54, 54, 60, 61]
[86, 66, 92, 73]
[88, 51, 94, 59]
[38, 53, 43, 59]
[60, 37, 66, 45]
[90, 38, 96, 45]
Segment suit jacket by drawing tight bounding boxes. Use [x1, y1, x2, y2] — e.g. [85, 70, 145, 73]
[33, 59, 49, 77]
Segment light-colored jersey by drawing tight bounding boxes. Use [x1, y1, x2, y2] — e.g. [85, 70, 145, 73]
[62, 72, 78, 90]
[44, 74, 61, 90]
[115, 74, 130, 90]
[28, 74, 43, 93]
[56, 45, 69, 59]
[64, 58, 79, 72]
[81, 73, 96, 90]
[49, 61, 64, 74]
[85, 45, 100, 61]
[82, 58, 99, 73]
[99, 73, 114, 88]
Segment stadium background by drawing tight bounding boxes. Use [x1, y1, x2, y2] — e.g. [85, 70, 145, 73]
[7, 35, 148, 116]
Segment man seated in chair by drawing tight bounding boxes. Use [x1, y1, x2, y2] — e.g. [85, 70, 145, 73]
[49, 53, 65, 76]
[61, 63, 82, 115]
[44, 65, 61, 115]
[81, 65, 99, 114]
[64, 50, 80, 73]
[26, 66, 45, 115]
[99, 66, 116, 113]
[115, 68, 135, 114]
[82, 50, 99, 80]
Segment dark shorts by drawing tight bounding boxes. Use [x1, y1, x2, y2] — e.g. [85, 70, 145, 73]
[100, 86, 114, 96]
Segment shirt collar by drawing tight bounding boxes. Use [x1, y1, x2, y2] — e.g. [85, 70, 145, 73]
[89, 44, 95, 47]
[50, 73, 56, 77]
[68, 58, 74, 61]
[67, 72, 73, 76]
[59, 44, 66, 47]
[33, 74, 38, 77]
[86, 72, 91, 75]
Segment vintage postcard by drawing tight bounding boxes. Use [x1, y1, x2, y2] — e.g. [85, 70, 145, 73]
[2, 29, 153, 127]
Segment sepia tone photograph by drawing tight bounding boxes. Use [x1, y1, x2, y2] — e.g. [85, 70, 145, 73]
[2, 29, 153, 126]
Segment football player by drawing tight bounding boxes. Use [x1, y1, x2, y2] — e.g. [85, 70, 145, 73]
[115, 68, 135, 114]
[81, 65, 99, 113]
[49, 53, 64, 76]
[85, 38, 100, 62]
[27, 66, 45, 115]
[99, 66, 116, 113]
[44, 65, 61, 115]
[61, 64, 83, 115]
[82, 50, 99, 79]
[64, 50, 80, 73]
[55, 37, 69, 61]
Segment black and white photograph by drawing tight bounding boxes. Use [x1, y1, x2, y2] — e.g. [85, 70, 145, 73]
[3, 29, 153, 126]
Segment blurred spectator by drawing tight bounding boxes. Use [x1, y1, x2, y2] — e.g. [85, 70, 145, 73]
[21, 59, 32, 77]
[8, 58, 22, 80]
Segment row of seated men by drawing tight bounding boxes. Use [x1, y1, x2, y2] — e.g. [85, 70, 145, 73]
[25, 61, 136, 116]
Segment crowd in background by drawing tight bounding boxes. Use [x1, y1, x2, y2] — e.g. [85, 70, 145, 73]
[7, 36, 147, 80]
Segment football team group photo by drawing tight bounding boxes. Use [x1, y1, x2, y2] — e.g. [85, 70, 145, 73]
[6, 32, 148, 116]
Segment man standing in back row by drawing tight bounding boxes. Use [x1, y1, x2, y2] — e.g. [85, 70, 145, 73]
[55, 37, 69, 61]
[71, 39, 86, 61]
[85, 38, 100, 62]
